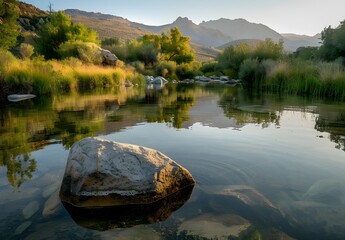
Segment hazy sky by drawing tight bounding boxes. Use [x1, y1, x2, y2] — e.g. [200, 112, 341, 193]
[22, 0, 345, 36]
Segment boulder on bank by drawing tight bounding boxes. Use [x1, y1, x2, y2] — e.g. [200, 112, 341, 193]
[99, 48, 117, 66]
[60, 137, 195, 208]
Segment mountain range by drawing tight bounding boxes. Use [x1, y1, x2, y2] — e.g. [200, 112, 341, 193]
[18, 3, 321, 61]
[64, 9, 321, 52]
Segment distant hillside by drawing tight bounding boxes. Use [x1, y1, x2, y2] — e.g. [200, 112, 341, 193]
[64, 9, 151, 42]
[200, 18, 283, 42]
[17, 3, 321, 58]
[18, 1, 48, 18]
[217, 39, 263, 50]
[282, 33, 321, 51]
[132, 17, 231, 47]
[64, 10, 219, 61]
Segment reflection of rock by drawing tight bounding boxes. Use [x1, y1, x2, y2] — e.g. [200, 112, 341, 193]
[178, 213, 251, 239]
[60, 137, 195, 207]
[62, 185, 194, 231]
[42, 182, 60, 198]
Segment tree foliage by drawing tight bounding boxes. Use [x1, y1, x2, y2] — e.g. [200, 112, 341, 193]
[36, 11, 99, 59]
[217, 39, 283, 77]
[319, 20, 345, 63]
[0, 0, 20, 50]
[116, 27, 194, 68]
[160, 27, 194, 64]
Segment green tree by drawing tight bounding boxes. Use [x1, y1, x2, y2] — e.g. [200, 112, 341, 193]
[294, 46, 319, 60]
[0, 0, 20, 49]
[217, 39, 283, 77]
[319, 21, 345, 63]
[253, 38, 284, 61]
[160, 27, 194, 64]
[36, 11, 99, 59]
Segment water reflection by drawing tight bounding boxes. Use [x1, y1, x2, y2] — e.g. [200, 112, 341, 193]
[315, 106, 345, 151]
[1, 84, 345, 239]
[62, 186, 194, 231]
[1, 84, 345, 191]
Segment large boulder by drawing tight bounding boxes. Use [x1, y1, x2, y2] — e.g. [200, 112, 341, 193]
[99, 48, 117, 66]
[60, 137, 195, 208]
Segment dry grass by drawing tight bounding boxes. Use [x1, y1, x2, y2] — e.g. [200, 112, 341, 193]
[0, 50, 144, 97]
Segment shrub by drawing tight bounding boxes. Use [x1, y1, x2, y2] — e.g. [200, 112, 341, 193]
[155, 61, 177, 79]
[18, 43, 34, 60]
[58, 41, 102, 64]
[176, 62, 202, 80]
[239, 58, 264, 89]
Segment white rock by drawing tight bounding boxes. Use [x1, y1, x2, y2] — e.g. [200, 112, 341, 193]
[60, 137, 195, 207]
[23, 201, 39, 219]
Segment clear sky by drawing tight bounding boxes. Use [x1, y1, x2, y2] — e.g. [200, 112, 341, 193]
[21, 0, 345, 36]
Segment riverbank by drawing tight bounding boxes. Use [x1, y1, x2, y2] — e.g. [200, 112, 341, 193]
[0, 49, 145, 98]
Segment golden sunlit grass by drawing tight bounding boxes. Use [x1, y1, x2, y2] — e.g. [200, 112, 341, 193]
[0, 49, 144, 96]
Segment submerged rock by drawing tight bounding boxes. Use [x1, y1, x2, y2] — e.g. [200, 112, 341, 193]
[302, 179, 345, 204]
[15, 221, 32, 236]
[42, 182, 60, 198]
[202, 185, 286, 227]
[96, 225, 162, 240]
[22, 201, 39, 219]
[178, 213, 251, 240]
[42, 190, 61, 217]
[60, 137, 195, 208]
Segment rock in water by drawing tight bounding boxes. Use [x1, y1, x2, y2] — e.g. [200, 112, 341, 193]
[60, 137, 195, 207]
[23, 201, 39, 219]
[42, 190, 61, 217]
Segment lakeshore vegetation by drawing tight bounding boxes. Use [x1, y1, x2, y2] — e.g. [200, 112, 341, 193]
[1, 0, 345, 100]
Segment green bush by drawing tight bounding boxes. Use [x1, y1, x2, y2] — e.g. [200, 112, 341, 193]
[155, 61, 177, 79]
[176, 62, 202, 80]
[31, 73, 55, 96]
[58, 41, 102, 64]
[5, 70, 32, 93]
[18, 43, 34, 60]
[238, 59, 259, 88]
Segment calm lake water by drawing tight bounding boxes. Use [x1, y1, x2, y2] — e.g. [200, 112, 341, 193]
[1, 83, 345, 240]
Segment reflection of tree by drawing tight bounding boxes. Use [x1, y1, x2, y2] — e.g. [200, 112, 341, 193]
[54, 110, 104, 148]
[5, 153, 36, 191]
[315, 113, 345, 151]
[219, 89, 280, 128]
[0, 91, 140, 189]
[145, 84, 196, 128]
[0, 107, 41, 190]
